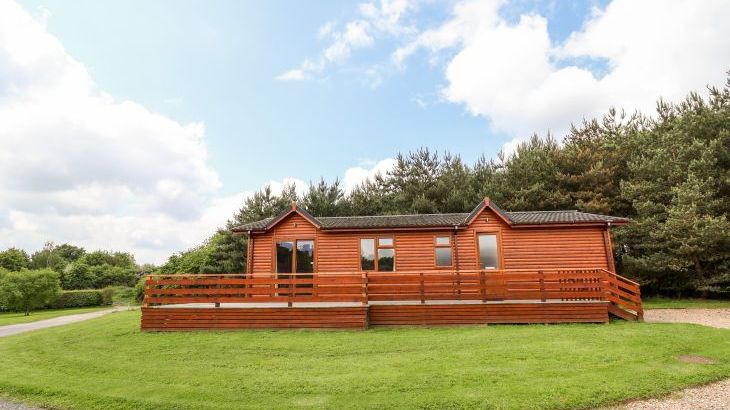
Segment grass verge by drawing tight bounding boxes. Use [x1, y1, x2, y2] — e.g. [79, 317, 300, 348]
[643, 297, 730, 309]
[0, 311, 728, 409]
[0, 306, 111, 327]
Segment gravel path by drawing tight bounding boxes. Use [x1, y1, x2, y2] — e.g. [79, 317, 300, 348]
[622, 378, 730, 410]
[644, 308, 730, 329]
[0, 398, 41, 410]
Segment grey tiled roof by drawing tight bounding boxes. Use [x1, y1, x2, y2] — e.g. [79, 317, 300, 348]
[317, 213, 469, 229]
[506, 210, 627, 225]
[232, 203, 628, 232]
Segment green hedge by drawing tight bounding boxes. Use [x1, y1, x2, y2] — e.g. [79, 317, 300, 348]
[48, 289, 113, 309]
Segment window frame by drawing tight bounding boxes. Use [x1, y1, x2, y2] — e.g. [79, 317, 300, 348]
[434, 235, 453, 269]
[474, 230, 503, 271]
[360, 236, 396, 272]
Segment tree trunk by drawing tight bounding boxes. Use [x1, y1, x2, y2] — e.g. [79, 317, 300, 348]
[694, 257, 708, 298]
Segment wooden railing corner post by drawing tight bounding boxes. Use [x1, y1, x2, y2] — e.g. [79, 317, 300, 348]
[288, 274, 295, 307]
[538, 269, 546, 302]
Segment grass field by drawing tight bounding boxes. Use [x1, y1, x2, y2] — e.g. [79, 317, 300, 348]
[0, 306, 111, 327]
[0, 311, 728, 409]
[643, 297, 730, 309]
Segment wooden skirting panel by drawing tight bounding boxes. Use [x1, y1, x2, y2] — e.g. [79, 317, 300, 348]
[142, 302, 608, 331]
[368, 302, 608, 326]
[141, 307, 368, 331]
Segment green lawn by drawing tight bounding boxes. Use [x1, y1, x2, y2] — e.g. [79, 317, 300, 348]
[643, 297, 730, 309]
[0, 312, 728, 409]
[0, 306, 111, 327]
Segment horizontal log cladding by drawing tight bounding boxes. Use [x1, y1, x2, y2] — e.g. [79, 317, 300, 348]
[250, 209, 611, 275]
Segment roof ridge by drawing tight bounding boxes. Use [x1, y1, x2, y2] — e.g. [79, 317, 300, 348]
[506, 210, 578, 214]
[318, 212, 469, 219]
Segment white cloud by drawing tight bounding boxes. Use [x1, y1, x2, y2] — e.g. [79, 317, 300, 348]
[0, 0, 396, 263]
[276, 0, 418, 81]
[396, 0, 730, 148]
[343, 158, 397, 193]
[0, 0, 243, 264]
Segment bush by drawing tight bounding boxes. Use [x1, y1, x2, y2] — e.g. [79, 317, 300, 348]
[0, 269, 62, 315]
[134, 277, 147, 304]
[49, 289, 112, 309]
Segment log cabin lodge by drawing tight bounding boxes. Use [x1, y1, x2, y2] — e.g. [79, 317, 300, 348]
[141, 198, 643, 330]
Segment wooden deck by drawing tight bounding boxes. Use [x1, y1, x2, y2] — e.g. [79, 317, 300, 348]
[141, 268, 641, 330]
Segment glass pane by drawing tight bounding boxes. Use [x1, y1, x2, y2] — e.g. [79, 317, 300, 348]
[296, 240, 314, 273]
[360, 239, 375, 270]
[435, 236, 450, 246]
[276, 241, 294, 273]
[478, 234, 499, 269]
[435, 247, 452, 267]
[378, 237, 393, 247]
[377, 248, 395, 272]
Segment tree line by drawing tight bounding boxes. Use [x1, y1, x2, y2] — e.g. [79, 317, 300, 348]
[170, 74, 729, 297]
[0, 242, 149, 290]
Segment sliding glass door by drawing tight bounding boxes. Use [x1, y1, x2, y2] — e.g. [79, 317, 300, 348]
[276, 239, 314, 292]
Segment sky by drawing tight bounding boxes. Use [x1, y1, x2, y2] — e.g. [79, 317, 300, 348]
[1, 0, 729, 264]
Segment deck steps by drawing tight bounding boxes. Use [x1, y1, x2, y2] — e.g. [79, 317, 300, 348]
[608, 303, 639, 321]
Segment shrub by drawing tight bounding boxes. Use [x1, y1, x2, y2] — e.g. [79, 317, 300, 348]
[134, 277, 147, 303]
[49, 289, 112, 309]
[0, 269, 62, 315]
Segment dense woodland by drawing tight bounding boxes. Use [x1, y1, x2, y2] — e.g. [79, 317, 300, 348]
[2, 75, 729, 298]
[167, 75, 730, 297]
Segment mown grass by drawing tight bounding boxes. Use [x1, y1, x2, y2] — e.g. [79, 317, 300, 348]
[0, 311, 728, 410]
[0, 306, 111, 327]
[643, 297, 730, 309]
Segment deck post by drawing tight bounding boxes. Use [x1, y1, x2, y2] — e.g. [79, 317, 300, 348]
[419, 272, 425, 304]
[538, 270, 546, 302]
[288, 274, 294, 307]
[143, 275, 151, 308]
[479, 270, 486, 302]
[361, 272, 368, 306]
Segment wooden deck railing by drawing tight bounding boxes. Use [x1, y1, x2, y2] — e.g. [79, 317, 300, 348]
[144, 268, 642, 319]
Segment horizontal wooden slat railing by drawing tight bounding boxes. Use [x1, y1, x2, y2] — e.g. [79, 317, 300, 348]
[144, 268, 641, 320]
[601, 269, 643, 320]
[144, 273, 367, 307]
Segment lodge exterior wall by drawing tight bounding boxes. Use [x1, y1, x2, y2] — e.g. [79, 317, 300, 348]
[248, 209, 611, 275]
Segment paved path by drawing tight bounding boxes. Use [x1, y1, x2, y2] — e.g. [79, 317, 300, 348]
[0, 307, 127, 338]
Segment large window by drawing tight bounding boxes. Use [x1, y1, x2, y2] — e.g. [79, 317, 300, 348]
[360, 237, 395, 271]
[360, 239, 375, 270]
[435, 236, 452, 267]
[477, 234, 499, 270]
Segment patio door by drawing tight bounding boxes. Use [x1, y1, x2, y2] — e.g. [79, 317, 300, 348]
[477, 233, 503, 299]
[276, 240, 314, 293]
